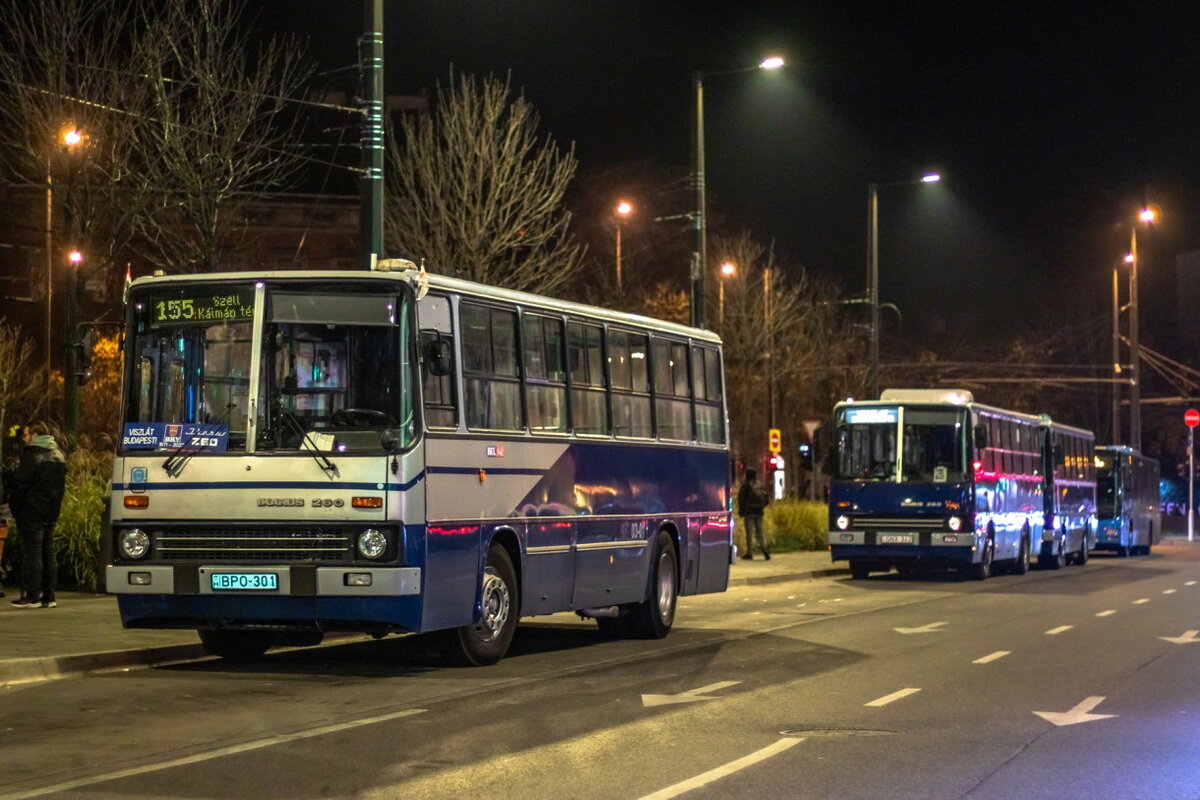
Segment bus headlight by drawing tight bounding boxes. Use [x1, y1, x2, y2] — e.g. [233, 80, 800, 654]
[947, 516, 963, 532]
[836, 515, 851, 531]
[119, 528, 150, 560]
[357, 528, 388, 560]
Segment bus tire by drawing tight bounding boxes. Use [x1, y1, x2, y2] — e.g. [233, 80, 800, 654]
[1040, 535, 1067, 570]
[198, 629, 274, 661]
[1073, 533, 1089, 566]
[1117, 542, 1130, 557]
[596, 615, 631, 639]
[970, 536, 994, 581]
[629, 532, 678, 639]
[449, 544, 519, 666]
[1010, 534, 1030, 576]
[849, 561, 871, 580]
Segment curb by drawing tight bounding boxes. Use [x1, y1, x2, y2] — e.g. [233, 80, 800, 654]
[0, 642, 208, 687]
[728, 567, 849, 587]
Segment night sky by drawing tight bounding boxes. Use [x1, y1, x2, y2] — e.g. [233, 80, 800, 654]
[269, 2, 1200, 347]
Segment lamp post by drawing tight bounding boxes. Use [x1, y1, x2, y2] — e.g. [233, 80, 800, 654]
[64, 249, 83, 436]
[614, 200, 633, 294]
[1111, 262, 1122, 445]
[718, 261, 735, 325]
[866, 172, 940, 399]
[764, 264, 776, 430]
[1128, 206, 1158, 451]
[45, 126, 83, 400]
[691, 56, 784, 329]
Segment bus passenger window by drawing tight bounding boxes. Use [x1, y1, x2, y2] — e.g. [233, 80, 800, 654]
[461, 302, 522, 432]
[523, 314, 566, 433]
[568, 322, 608, 435]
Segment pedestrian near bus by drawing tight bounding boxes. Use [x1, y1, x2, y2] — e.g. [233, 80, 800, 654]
[8, 422, 67, 608]
[737, 467, 771, 560]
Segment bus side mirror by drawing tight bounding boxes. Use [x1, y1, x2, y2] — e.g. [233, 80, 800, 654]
[424, 336, 453, 376]
[973, 425, 989, 449]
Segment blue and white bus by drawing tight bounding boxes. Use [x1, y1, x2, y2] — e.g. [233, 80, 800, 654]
[828, 389, 1094, 579]
[106, 264, 732, 665]
[1039, 417, 1098, 568]
[1093, 445, 1160, 556]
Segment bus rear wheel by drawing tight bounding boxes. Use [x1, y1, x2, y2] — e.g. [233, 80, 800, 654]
[1040, 535, 1067, 570]
[1009, 535, 1030, 575]
[198, 629, 274, 661]
[970, 536, 994, 581]
[628, 532, 678, 639]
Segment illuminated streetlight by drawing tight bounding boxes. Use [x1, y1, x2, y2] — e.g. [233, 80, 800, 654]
[718, 261, 736, 324]
[866, 172, 943, 399]
[691, 55, 785, 329]
[1128, 206, 1160, 450]
[45, 126, 85, 401]
[614, 200, 634, 294]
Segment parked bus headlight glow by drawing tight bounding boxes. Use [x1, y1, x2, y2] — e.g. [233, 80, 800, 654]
[119, 529, 150, 559]
[836, 515, 851, 531]
[947, 516, 963, 532]
[357, 528, 388, 559]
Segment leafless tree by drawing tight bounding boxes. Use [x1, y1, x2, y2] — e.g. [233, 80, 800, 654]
[132, 0, 312, 273]
[386, 72, 585, 296]
[0, 320, 45, 451]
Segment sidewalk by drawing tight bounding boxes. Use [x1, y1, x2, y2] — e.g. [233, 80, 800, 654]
[0, 549, 844, 686]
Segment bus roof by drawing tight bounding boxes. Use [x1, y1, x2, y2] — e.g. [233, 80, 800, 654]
[835, 390, 1043, 425]
[127, 268, 722, 344]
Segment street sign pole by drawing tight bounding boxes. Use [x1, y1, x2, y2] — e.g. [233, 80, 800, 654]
[1185, 409, 1199, 542]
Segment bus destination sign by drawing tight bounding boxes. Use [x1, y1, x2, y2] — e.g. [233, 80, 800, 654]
[149, 290, 254, 327]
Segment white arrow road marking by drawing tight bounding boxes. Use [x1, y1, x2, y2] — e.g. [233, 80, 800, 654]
[638, 737, 803, 800]
[1133, 598, 1151, 604]
[973, 650, 1011, 664]
[1045, 625, 1073, 635]
[1160, 630, 1200, 645]
[1163, 589, 1177, 594]
[866, 688, 921, 707]
[893, 621, 948, 634]
[1096, 610, 1117, 617]
[641, 681, 741, 707]
[1034, 696, 1116, 727]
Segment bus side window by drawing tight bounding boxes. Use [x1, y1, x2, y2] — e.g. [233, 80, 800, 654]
[568, 321, 608, 435]
[461, 302, 522, 432]
[522, 314, 567, 433]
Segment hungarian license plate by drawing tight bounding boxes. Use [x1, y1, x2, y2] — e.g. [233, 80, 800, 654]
[210, 572, 279, 591]
[879, 534, 914, 544]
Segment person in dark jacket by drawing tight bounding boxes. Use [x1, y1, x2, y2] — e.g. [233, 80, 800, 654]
[737, 468, 771, 560]
[8, 421, 67, 608]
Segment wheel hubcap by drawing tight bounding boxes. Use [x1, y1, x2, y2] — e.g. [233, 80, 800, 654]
[475, 567, 510, 642]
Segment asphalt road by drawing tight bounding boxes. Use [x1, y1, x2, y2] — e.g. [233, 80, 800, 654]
[4, 545, 1199, 800]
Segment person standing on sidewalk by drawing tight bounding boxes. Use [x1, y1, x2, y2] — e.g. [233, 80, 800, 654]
[8, 422, 67, 608]
[737, 467, 771, 560]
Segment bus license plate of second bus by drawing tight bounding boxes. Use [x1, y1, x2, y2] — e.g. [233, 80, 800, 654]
[879, 534, 913, 544]
[210, 572, 279, 591]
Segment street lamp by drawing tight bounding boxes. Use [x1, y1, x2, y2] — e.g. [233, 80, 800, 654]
[45, 125, 83, 399]
[614, 200, 633, 294]
[718, 261, 735, 325]
[866, 172, 941, 399]
[1128, 206, 1159, 451]
[692, 55, 784, 329]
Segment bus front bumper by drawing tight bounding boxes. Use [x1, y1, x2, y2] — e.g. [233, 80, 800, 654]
[106, 565, 421, 596]
[829, 531, 979, 565]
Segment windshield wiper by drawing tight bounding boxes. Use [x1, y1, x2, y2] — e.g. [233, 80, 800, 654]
[277, 408, 340, 479]
[162, 403, 236, 478]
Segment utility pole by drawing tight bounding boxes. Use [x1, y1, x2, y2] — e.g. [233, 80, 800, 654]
[359, 0, 384, 271]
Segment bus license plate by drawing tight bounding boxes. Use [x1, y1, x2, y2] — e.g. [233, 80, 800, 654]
[879, 534, 913, 544]
[210, 572, 279, 591]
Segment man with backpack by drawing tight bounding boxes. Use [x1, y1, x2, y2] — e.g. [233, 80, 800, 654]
[737, 467, 771, 560]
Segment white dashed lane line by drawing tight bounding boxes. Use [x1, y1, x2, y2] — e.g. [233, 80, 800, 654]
[1096, 610, 1117, 617]
[865, 688, 921, 707]
[973, 651, 1011, 664]
[1133, 598, 1151, 605]
[1045, 625, 1073, 635]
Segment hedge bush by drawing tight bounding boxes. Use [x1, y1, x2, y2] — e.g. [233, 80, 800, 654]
[733, 496, 828, 553]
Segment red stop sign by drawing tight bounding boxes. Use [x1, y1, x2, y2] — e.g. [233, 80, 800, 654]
[1186, 409, 1200, 428]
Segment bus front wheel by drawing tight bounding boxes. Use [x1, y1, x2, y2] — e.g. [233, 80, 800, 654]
[849, 561, 871, 580]
[970, 536, 994, 581]
[198, 629, 274, 661]
[449, 544, 519, 666]
[629, 532, 678, 639]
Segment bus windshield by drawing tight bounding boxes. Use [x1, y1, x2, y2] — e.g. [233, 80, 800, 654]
[124, 284, 257, 451]
[835, 406, 967, 483]
[900, 408, 967, 483]
[257, 288, 415, 454]
[1096, 467, 1117, 517]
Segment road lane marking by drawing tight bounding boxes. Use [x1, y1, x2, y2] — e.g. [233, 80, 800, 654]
[1133, 598, 1151, 604]
[0, 708, 427, 800]
[894, 621, 948, 634]
[642, 681, 741, 707]
[1034, 695, 1116, 727]
[973, 651, 1011, 664]
[1045, 625, 1073, 635]
[1160, 630, 1200, 645]
[638, 737, 804, 799]
[1096, 610, 1117, 617]
[1163, 589, 1177, 594]
[865, 688, 921, 707]
[1187, 581, 1197, 586]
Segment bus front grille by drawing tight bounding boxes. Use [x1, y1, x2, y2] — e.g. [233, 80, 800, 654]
[155, 528, 353, 562]
[855, 518, 946, 531]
